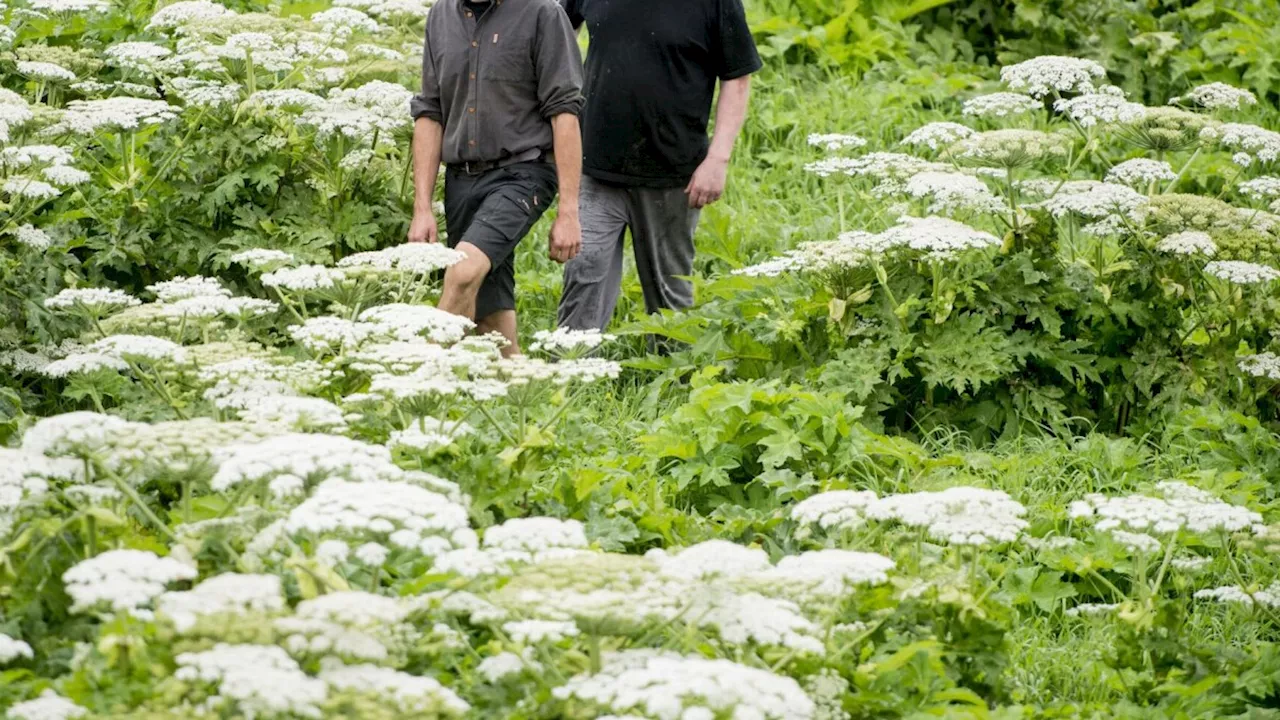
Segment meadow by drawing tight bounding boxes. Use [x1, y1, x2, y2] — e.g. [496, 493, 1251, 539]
[2, 0, 1280, 718]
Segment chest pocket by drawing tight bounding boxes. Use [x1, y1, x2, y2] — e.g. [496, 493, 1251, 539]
[481, 33, 534, 83]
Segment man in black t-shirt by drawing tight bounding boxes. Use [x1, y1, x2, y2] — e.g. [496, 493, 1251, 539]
[556, 0, 762, 333]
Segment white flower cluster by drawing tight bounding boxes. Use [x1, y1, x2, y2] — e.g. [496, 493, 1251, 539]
[1195, 582, 1280, 609]
[358, 303, 475, 344]
[735, 216, 996, 278]
[284, 478, 476, 559]
[4, 691, 87, 720]
[434, 517, 589, 577]
[147, 0, 236, 30]
[902, 171, 1004, 215]
[337, 243, 464, 275]
[262, 264, 348, 291]
[1239, 352, 1280, 380]
[878, 215, 1001, 258]
[169, 77, 242, 108]
[297, 81, 415, 147]
[387, 418, 474, 452]
[804, 151, 946, 181]
[311, 6, 380, 33]
[867, 487, 1028, 546]
[552, 650, 816, 720]
[807, 133, 867, 151]
[1105, 158, 1177, 187]
[105, 41, 177, 73]
[1053, 86, 1145, 128]
[1155, 230, 1217, 256]
[901, 122, 975, 150]
[1038, 182, 1145, 226]
[290, 316, 382, 354]
[210, 433, 398, 491]
[1201, 123, 1280, 166]
[793, 487, 1029, 546]
[17, 60, 76, 81]
[0, 633, 34, 663]
[20, 411, 134, 457]
[790, 490, 879, 531]
[231, 248, 296, 268]
[157, 573, 285, 632]
[1069, 481, 1262, 538]
[49, 97, 180, 135]
[43, 287, 141, 312]
[175, 643, 327, 719]
[319, 661, 470, 716]
[530, 327, 616, 354]
[1064, 602, 1121, 618]
[1172, 82, 1257, 110]
[1239, 176, 1280, 201]
[62, 549, 198, 614]
[1203, 260, 1280, 284]
[1000, 55, 1108, 98]
[962, 92, 1041, 118]
[13, 223, 53, 250]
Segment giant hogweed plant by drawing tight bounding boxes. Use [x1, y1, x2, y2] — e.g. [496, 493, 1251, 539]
[645, 59, 1280, 439]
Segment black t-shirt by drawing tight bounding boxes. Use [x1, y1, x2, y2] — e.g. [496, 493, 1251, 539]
[562, 0, 762, 187]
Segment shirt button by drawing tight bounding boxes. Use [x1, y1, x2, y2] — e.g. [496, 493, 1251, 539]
[464, 10, 471, 16]
[468, 107, 475, 113]
[469, 73, 476, 80]
[471, 41, 478, 48]
[469, 140, 476, 146]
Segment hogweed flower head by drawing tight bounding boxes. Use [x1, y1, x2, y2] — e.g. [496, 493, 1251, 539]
[901, 122, 975, 151]
[5, 691, 87, 720]
[962, 92, 1040, 118]
[551, 650, 816, 720]
[1240, 352, 1280, 380]
[1204, 260, 1280, 284]
[864, 486, 1028, 546]
[157, 573, 285, 632]
[1201, 123, 1280, 167]
[1053, 86, 1145, 128]
[1172, 82, 1257, 111]
[174, 643, 327, 719]
[62, 549, 198, 614]
[807, 133, 866, 151]
[49, 97, 180, 134]
[1000, 55, 1107, 98]
[1105, 158, 1177, 188]
[1155, 230, 1217, 256]
[949, 129, 1071, 169]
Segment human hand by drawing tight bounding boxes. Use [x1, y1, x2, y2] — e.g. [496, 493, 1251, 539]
[407, 211, 439, 244]
[685, 155, 729, 208]
[549, 212, 581, 264]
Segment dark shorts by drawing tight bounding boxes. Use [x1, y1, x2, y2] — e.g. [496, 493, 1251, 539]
[444, 160, 559, 320]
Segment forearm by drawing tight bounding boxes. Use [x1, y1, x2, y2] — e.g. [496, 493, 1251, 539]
[551, 113, 582, 217]
[412, 117, 444, 215]
[707, 75, 751, 163]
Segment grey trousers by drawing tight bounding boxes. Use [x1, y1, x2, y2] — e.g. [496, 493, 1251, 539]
[557, 175, 700, 331]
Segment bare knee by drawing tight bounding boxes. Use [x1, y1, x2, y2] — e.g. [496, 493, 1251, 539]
[444, 255, 487, 294]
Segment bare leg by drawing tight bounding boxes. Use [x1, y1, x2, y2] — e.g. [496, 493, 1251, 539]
[438, 242, 491, 320]
[476, 310, 520, 357]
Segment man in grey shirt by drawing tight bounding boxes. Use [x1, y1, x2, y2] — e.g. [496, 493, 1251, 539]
[408, 0, 584, 355]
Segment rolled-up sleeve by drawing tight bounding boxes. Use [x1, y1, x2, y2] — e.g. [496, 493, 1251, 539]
[533, 4, 585, 118]
[409, 25, 442, 122]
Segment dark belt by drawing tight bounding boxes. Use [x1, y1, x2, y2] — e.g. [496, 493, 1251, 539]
[450, 148, 548, 176]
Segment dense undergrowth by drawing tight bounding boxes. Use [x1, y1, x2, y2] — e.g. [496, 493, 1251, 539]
[2, 0, 1280, 718]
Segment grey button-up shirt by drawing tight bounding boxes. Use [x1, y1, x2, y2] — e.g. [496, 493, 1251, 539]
[410, 0, 585, 167]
